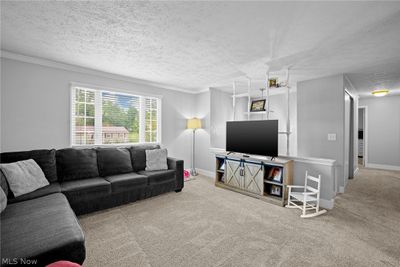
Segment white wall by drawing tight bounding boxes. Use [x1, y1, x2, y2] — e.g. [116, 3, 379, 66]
[359, 95, 400, 169]
[297, 74, 345, 192]
[194, 91, 214, 173]
[210, 88, 233, 149]
[0, 57, 196, 168]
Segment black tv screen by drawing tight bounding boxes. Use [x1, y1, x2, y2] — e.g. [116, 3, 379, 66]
[226, 120, 278, 157]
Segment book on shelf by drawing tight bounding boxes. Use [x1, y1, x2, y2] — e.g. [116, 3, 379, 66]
[219, 162, 225, 171]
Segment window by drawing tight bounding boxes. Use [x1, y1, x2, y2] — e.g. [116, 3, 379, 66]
[71, 86, 161, 146]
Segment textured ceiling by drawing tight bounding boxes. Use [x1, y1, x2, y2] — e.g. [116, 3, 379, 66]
[1, 1, 400, 93]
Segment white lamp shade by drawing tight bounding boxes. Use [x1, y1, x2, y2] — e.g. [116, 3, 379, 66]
[187, 118, 202, 129]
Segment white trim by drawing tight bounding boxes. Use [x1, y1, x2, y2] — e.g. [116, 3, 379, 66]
[70, 82, 164, 99]
[1, 50, 200, 94]
[365, 163, 400, 171]
[319, 198, 335, 209]
[197, 168, 214, 178]
[358, 106, 368, 167]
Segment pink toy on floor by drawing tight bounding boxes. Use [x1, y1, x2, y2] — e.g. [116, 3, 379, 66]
[47, 261, 80, 267]
[184, 169, 190, 181]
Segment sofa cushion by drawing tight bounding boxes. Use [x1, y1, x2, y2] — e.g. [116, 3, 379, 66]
[61, 178, 111, 203]
[138, 169, 176, 184]
[8, 183, 61, 204]
[145, 148, 168, 171]
[105, 173, 148, 194]
[0, 187, 6, 213]
[0, 149, 58, 182]
[1, 193, 85, 266]
[97, 148, 133, 176]
[0, 170, 9, 196]
[129, 144, 160, 171]
[0, 159, 50, 197]
[56, 148, 99, 181]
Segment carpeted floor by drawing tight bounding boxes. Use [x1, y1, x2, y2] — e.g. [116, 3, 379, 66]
[79, 168, 400, 267]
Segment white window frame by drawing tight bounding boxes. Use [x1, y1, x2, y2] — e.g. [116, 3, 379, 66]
[70, 84, 162, 147]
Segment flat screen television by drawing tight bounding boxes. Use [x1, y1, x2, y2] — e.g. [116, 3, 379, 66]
[226, 120, 278, 157]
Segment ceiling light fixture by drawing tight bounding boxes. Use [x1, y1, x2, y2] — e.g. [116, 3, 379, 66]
[371, 89, 389, 97]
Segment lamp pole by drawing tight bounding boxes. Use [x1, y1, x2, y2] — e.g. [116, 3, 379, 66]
[190, 128, 198, 176]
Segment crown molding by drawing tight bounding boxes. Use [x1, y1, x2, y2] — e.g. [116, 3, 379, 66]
[1, 50, 202, 95]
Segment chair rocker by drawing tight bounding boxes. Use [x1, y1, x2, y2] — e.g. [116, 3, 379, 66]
[286, 171, 327, 218]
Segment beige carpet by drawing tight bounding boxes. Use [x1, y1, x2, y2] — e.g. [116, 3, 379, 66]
[79, 168, 400, 267]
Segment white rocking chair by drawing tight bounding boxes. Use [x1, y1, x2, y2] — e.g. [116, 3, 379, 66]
[286, 171, 327, 218]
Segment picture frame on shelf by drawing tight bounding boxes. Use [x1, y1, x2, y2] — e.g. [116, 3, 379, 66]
[267, 167, 283, 183]
[270, 185, 282, 197]
[268, 78, 278, 88]
[250, 99, 266, 112]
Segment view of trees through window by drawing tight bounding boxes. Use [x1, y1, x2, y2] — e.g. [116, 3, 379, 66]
[72, 87, 160, 145]
[102, 92, 140, 144]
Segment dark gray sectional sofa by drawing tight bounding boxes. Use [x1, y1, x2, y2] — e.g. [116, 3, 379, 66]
[0, 144, 184, 266]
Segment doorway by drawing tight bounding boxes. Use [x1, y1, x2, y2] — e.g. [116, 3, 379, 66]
[358, 106, 367, 167]
[344, 91, 355, 186]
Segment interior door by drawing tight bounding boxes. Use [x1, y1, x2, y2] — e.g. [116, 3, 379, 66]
[243, 162, 263, 195]
[225, 159, 242, 188]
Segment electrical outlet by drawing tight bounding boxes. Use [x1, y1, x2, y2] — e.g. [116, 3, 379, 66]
[328, 133, 336, 141]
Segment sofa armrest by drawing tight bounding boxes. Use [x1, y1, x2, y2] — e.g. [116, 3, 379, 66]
[167, 157, 184, 191]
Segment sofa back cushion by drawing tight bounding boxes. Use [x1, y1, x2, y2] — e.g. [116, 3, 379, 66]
[97, 148, 133, 176]
[0, 149, 57, 182]
[129, 144, 160, 171]
[0, 171, 9, 197]
[56, 148, 99, 181]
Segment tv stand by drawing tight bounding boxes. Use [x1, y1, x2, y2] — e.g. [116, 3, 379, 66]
[215, 153, 293, 206]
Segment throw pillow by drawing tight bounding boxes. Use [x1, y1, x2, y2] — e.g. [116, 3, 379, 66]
[0, 159, 49, 197]
[0, 187, 6, 213]
[145, 148, 168, 171]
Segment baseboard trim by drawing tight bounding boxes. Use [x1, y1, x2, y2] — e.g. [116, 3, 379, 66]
[320, 198, 335, 210]
[339, 186, 345, 193]
[365, 163, 400, 171]
[196, 168, 214, 178]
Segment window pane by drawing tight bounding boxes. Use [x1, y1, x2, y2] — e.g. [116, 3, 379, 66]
[86, 104, 95, 117]
[102, 92, 139, 144]
[86, 132, 95, 144]
[75, 132, 85, 145]
[86, 118, 94, 127]
[76, 103, 85, 116]
[76, 89, 85, 102]
[75, 117, 84, 126]
[86, 91, 95, 103]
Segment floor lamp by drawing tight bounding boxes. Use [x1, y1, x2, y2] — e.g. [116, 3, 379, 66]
[187, 118, 201, 176]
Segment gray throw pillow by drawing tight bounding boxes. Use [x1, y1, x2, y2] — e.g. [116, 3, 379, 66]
[0, 187, 6, 213]
[145, 148, 168, 171]
[0, 159, 49, 197]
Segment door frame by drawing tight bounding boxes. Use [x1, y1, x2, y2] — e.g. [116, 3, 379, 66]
[358, 106, 368, 167]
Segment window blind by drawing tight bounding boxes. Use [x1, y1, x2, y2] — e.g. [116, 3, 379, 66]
[71, 87, 161, 146]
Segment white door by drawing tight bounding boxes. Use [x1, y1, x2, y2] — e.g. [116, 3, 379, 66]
[225, 160, 242, 188]
[243, 162, 263, 195]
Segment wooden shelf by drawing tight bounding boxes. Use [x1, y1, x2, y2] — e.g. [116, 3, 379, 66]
[264, 180, 283, 186]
